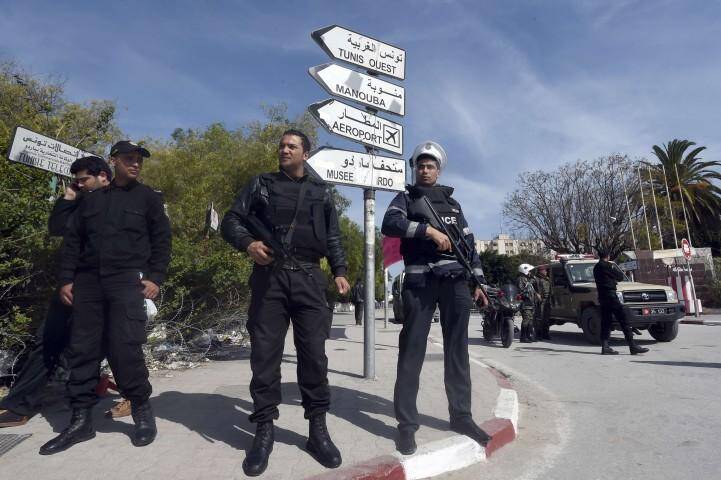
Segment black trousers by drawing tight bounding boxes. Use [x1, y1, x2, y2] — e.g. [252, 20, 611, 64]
[395, 273, 473, 432]
[354, 302, 364, 325]
[599, 294, 633, 343]
[246, 265, 332, 423]
[0, 296, 70, 416]
[65, 271, 151, 409]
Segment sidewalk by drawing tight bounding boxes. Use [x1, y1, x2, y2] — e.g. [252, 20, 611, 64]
[0, 311, 507, 479]
[680, 313, 721, 325]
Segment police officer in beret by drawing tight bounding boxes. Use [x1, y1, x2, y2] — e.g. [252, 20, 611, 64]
[40, 141, 171, 455]
[221, 129, 350, 476]
[381, 141, 491, 455]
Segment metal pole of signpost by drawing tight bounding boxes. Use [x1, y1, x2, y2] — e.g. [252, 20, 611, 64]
[673, 163, 698, 316]
[363, 186, 376, 379]
[687, 257, 700, 318]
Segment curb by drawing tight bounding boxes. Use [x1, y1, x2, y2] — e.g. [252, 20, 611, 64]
[680, 319, 721, 326]
[304, 337, 519, 480]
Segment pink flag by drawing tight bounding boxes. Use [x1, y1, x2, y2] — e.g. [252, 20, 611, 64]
[382, 236, 403, 268]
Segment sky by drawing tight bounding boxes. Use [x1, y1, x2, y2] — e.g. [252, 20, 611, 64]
[2, 0, 721, 244]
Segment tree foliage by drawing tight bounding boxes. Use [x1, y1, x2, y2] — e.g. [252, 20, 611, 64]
[479, 250, 548, 286]
[647, 139, 721, 254]
[503, 155, 640, 258]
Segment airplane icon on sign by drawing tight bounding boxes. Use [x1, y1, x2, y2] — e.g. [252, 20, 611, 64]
[383, 125, 400, 147]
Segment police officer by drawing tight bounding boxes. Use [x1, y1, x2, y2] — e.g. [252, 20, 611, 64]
[381, 141, 490, 456]
[593, 251, 649, 355]
[39, 141, 171, 455]
[351, 279, 364, 325]
[517, 263, 537, 343]
[221, 129, 350, 476]
[533, 265, 552, 340]
[0, 156, 112, 428]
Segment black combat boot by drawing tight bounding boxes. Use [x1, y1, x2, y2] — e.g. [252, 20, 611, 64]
[39, 407, 95, 455]
[243, 421, 274, 477]
[629, 343, 649, 355]
[450, 418, 491, 446]
[306, 413, 342, 468]
[601, 341, 618, 355]
[397, 428, 417, 455]
[624, 329, 649, 355]
[131, 401, 157, 447]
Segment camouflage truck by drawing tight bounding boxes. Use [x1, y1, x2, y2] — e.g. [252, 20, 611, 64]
[543, 255, 684, 344]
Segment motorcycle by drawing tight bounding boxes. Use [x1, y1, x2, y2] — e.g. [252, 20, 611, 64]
[481, 283, 521, 348]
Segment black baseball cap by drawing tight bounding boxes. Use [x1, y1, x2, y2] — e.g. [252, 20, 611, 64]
[110, 140, 151, 158]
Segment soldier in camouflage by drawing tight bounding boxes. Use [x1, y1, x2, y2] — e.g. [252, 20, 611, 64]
[533, 265, 552, 340]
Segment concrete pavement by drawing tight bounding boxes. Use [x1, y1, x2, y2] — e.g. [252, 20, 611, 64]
[441, 317, 721, 480]
[0, 311, 516, 479]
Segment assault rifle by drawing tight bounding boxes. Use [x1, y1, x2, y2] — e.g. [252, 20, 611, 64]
[244, 214, 313, 276]
[415, 195, 485, 291]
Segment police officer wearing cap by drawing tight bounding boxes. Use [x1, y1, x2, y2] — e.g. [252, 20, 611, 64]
[221, 129, 350, 476]
[381, 141, 491, 455]
[40, 141, 171, 455]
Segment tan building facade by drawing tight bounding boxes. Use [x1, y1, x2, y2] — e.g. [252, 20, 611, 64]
[475, 233, 549, 257]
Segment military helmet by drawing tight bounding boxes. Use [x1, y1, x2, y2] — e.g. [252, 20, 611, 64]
[518, 263, 535, 276]
[410, 141, 447, 170]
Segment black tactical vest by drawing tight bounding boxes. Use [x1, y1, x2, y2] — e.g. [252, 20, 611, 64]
[402, 184, 460, 264]
[263, 173, 328, 261]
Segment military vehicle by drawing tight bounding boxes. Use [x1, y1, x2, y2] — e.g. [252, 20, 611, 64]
[543, 255, 684, 344]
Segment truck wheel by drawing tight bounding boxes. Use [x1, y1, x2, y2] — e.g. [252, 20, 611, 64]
[501, 317, 514, 348]
[581, 307, 602, 345]
[649, 321, 679, 342]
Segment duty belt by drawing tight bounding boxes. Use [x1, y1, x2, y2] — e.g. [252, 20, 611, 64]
[277, 258, 319, 271]
[405, 259, 460, 274]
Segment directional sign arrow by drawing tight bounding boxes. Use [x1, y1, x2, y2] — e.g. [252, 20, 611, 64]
[308, 99, 403, 155]
[311, 25, 406, 80]
[309, 63, 405, 116]
[307, 147, 405, 192]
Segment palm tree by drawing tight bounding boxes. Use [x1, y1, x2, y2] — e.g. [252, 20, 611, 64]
[650, 139, 721, 230]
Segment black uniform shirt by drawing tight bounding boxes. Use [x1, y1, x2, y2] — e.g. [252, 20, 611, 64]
[59, 180, 172, 286]
[48, 198, 78, 237]
[593, 259, 625, 296]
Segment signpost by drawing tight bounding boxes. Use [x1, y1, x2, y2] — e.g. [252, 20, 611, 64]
[308, 99, 403, 155]
[311, 25, 406, 80]
[309, 63, 405, 116]
[309, 25, 406, 380]
[681, 238, 699, 317]
[306, 147, 405, 192]
[7, 126, 94, 177]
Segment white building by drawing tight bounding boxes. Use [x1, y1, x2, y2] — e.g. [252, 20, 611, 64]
[475, 233, 549, 257]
